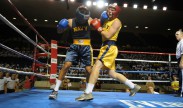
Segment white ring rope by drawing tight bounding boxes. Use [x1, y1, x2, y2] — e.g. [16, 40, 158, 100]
[0, 66, 170, 83]
[65, 76, 170, 82]
[57, 54, 177, 64]
[0, 66, 49, 77]
[0, 43, 46, 65]
[0, 14, 48, 54]
[58, 66, 169, 74]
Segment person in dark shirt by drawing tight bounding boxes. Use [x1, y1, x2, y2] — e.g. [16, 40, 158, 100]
[49, 5, 93, 99]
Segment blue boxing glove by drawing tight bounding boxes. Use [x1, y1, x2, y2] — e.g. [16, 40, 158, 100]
[100, 11, 108, 25]
[57, 18, 68, 30]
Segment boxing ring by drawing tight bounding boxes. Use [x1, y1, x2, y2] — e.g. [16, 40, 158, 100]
[0, 1, 183, 108]
[0, 89, 183, 108]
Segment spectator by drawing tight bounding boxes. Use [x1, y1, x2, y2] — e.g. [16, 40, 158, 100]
[147, 86, 159, 94]
[0, 72, 7, 94]
[94, 81, 101, 91]
[80, 79, 86, 91]
[171, 75, 179, 94]
[7, 74, 18, 93]
[62, 78, 70, 90]
[146, 76, 155, 93]
[23, 75, 32, 90]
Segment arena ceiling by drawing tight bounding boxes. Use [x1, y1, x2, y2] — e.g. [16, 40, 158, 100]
[0, 0, 183, 36]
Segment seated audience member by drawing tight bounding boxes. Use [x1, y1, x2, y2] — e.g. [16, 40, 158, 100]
[147, 86, 159, 94]
[0, 72, 7, 94]
[23, 75, 32, 90]
[171, 75, 179, 94]
[146, 76, 155, 93]
[7, 74, 18, 93]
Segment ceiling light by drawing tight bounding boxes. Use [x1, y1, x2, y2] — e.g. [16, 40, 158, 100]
[86, 1, 92, 6]
[44, 20, 48, 22]
[153, 6, 157, 10]
[97, 1, 104, 8]
[133, 4, 138, 9]
[34, 19, 37, 21]
[104, 3, 108, 6]
[93, 2, 96, 6]
[123, 3, 128, 8]
[143, 5, 148, 9]
[163, 7, 167, 11]
[167, 28, 171, 31]
[124, 25, 127, 27]
[135, 26, 139, 28]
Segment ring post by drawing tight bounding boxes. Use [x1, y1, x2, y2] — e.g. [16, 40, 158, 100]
[50, 40, 58, 89]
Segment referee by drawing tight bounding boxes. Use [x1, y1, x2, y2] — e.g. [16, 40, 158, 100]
[175, 29, 183, 97]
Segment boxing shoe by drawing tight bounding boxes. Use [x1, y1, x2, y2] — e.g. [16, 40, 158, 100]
[75, 93, 93, 101]
[129, 84, 141, 96]
[49, 90, 58, 100]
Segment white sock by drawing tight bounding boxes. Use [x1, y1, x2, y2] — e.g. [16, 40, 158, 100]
[85, 83, 94, 94]
[124, 79, 135, 89]
[54, 80, 62, 91]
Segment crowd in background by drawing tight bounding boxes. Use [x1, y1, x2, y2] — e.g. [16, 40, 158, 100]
[0, 34, 179, 95]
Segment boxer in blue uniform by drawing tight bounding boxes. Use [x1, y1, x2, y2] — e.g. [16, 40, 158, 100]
[49, 5, 93, 99]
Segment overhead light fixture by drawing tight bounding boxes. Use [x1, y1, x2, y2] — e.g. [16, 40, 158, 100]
[163, 7, 167, 11]
[97, 1, 104, 8]
[104, 3, 108, 6]
[153, 5, 157, 10]
[44, 20, 48, 22]
[167, 28, 171, 31]
[34, 19, 37, 21]
[124, 25, 127, 27]
[143, 5, 148, 9]
[86, 1, 92, 6]
[145, 27, 148, 29]
[123, 3, 128, 8]
[13, 17, 16, 20]
[133, 4, 138, 9]
[93, 2, 96, 6]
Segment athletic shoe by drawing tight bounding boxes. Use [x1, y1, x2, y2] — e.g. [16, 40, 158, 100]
[75, 93, 93, 101]
[129, 84, 141, 96]
[49, 90, 58, 99]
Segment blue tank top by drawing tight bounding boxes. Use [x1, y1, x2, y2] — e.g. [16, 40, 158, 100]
[71, 18, 91, 39]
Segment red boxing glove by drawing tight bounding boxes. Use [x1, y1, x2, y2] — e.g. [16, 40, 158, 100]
[90, 18, 102, 32]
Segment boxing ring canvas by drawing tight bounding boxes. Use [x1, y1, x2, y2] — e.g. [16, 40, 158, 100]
[0, 89, 183, 108]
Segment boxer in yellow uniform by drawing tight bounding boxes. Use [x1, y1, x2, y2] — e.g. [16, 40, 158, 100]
[76, 3, 141, 101]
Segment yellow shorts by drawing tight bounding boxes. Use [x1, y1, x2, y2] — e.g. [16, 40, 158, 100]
[97, 45, 118, 70]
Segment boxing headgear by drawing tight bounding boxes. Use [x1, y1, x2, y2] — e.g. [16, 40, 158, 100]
[76, 5, 90, 24]
[107, 3, 121, 19]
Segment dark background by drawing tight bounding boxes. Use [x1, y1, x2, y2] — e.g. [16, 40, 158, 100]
[0, 0, 183, 53]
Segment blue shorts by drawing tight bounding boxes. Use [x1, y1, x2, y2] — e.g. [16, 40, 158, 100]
[65, 44, 93, 67]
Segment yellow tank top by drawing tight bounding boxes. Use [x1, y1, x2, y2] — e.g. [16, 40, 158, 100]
[102, 18, 122, 42]
[171, 81, 179, 91]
